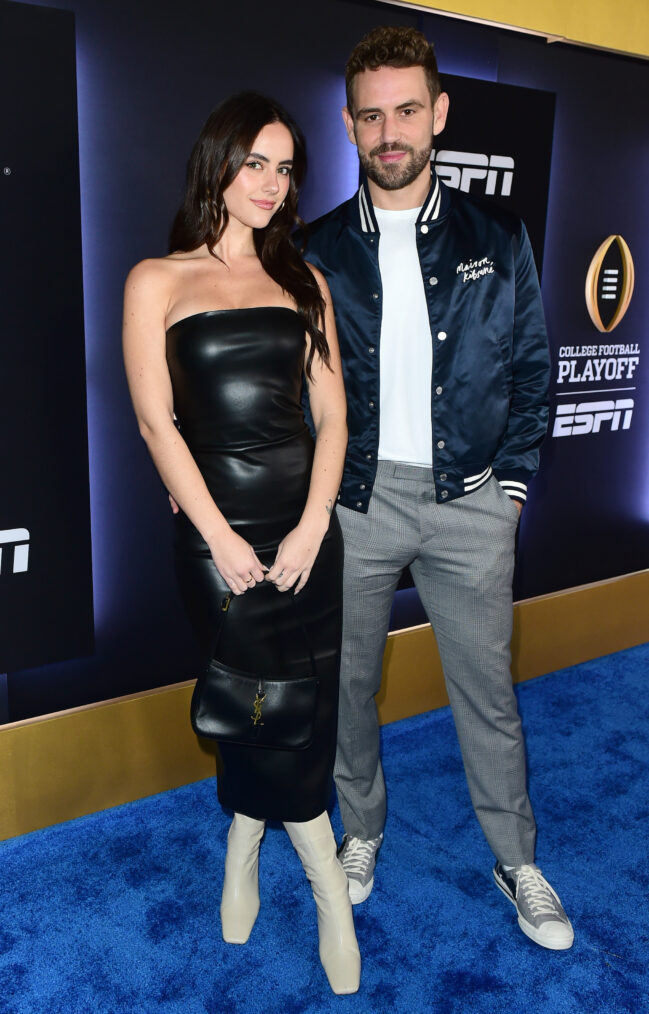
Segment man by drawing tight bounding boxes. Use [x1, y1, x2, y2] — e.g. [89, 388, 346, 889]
[304, 26, 573, 950]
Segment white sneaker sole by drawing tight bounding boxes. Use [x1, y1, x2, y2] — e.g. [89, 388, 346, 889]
[493, 871, 574, 950]
[347, 875, 374, 905]
[516, 914, 574, 950]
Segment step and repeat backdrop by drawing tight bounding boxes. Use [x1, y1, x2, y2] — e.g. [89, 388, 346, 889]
[1, 0, 646, 718]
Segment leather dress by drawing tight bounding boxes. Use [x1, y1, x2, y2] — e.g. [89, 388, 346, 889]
[166, 307, 342, 821]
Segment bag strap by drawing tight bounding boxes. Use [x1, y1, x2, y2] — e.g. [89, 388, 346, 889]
[211, 590, 318, 676]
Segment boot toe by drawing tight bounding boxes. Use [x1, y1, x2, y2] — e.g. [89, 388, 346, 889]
[220, 892, 260, 944]
[320, 947, 361, 995]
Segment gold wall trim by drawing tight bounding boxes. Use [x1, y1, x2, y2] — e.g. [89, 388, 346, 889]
[379, 0, 649, 60]
[2, 570, 647, 840]
[0, 682, 216, 842]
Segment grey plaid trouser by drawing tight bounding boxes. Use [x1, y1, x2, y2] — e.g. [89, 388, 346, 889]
[334, 462, 537, 867]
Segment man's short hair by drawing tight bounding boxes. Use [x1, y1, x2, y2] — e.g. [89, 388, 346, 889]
[345, 26, 441, 115]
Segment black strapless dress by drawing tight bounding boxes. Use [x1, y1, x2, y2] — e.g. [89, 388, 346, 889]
[166, 307, 342, 822]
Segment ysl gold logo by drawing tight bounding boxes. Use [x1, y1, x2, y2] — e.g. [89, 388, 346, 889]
[251, 688, 266, 727]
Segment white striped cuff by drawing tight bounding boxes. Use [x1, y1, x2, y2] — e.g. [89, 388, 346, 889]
[499, 479, 527, 501]
[463, 466, 492, 493]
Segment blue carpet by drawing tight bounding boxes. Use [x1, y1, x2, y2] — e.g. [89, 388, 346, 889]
[1, 644, 648, 1013]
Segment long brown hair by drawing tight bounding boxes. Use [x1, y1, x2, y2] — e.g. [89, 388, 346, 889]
[169, 92, 328, 378]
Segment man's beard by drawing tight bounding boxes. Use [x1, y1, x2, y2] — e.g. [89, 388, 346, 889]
[359, 138, 434, 192]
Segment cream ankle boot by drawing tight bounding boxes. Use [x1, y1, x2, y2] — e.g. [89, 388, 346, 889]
[284, 812, 361, 995]
[220, 812, 265, 944]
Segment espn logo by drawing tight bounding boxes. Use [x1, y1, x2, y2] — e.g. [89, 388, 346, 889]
[553, 399, 633, 437]
[433, 151, 514, 197]
[0, 528, 30, 574]
[585, 236, 634, 333]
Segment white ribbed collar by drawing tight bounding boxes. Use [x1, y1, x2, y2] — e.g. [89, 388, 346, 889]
[357, 169, 442, 234]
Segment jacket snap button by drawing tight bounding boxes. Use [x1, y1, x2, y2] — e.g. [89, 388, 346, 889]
[366, 453, 372, 460]
[369, 400, 375, 408]
[437, 439, 445, 449]
[429, 276, 438, 285]
[437, 331, 447, 340]
[356, 501, 362, 507]
[440, 473, 447, 481]
[360, 484, 366, 490]
[441, 490, 449, 499]
[435, 386, 443, 395]
[368, 346, 375, 354]
[372, 292, 379, 300]
[421, 224, 429, 234]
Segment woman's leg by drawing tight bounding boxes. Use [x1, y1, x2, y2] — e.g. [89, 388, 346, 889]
[284, 811, 360, 995]
[220, 812, 266, 944]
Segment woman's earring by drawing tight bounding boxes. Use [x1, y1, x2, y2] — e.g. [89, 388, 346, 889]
[279, 201, 285, 210]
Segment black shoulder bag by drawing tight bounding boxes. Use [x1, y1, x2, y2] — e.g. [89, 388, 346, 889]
[190, 592, 320, 750]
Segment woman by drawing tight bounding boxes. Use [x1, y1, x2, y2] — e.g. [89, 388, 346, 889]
[123, 93, 359, 995]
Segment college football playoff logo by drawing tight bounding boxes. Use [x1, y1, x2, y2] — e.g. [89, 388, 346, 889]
[585, 235, 634, 333]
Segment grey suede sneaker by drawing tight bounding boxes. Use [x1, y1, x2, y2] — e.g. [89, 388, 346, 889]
[493, 862, 574, 950]
[337, 833, 383, 904]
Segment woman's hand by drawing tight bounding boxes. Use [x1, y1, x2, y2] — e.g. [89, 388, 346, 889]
[265, 522, 326, 594]
[207, 528, 267, 595]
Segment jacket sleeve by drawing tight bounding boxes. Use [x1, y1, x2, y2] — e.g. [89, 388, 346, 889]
[491, 222, 551, 503]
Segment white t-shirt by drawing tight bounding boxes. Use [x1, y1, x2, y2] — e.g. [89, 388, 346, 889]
[375, 205, 433, 466]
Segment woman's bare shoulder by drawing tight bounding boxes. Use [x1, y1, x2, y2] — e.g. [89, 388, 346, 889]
[125, 256, 199, 313]
[125, 255, 181, 289]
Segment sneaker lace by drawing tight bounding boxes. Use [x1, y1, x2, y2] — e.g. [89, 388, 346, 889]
[516, 865, 561, 918]
[341, 836, 381, 876]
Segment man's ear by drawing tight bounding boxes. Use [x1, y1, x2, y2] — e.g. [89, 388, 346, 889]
[433, 92, 449, 137]
[341, 107, 357, 146]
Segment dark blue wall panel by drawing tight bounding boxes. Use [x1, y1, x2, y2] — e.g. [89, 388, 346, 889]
[1, 1, 93, 672]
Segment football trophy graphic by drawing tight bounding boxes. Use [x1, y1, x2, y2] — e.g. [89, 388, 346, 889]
[585, 235, 634, 333]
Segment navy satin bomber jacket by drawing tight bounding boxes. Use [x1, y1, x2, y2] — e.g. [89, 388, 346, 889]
[304, 170, 551, 513]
